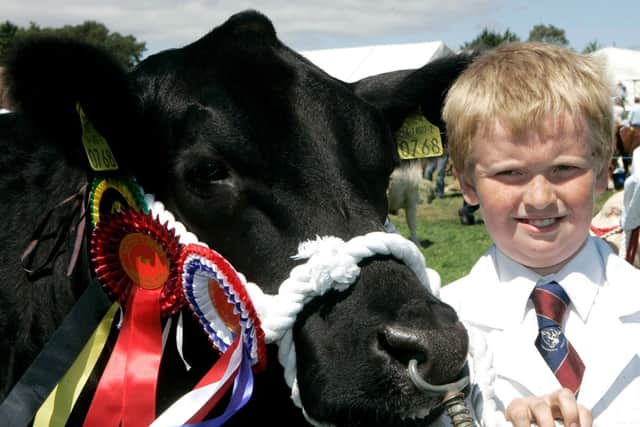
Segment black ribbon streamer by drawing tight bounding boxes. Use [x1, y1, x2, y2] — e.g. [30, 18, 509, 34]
[0, 279, 111, 426]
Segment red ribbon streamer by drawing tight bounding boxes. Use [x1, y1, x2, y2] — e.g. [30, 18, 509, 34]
[123, 287, 163, 426]
[186, 338, 241, 424]
[84, 287, 163, 427]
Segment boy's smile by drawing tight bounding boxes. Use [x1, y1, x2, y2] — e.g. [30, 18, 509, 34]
[459, 114, 609, 275]
[516, 216, 564, 232]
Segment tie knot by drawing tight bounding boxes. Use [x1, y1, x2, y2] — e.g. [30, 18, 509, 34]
[531, 281, 570, 328]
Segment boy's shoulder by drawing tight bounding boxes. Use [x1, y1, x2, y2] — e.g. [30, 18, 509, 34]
[440, 245, 499, 310]
[594, 237, 640, 312]
[444, 244, 498, 283]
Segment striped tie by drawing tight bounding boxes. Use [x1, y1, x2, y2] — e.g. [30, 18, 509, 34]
[530, 281, 585, 394]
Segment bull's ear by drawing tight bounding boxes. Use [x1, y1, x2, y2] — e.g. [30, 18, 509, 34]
[351, 53, 473, 133]
[5, 36, 142, 172]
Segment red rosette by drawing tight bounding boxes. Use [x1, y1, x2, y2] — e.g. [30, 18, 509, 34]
[91, 208, 184, 317]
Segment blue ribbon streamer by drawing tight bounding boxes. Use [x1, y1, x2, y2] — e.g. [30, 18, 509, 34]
[186, 349, 255, 427]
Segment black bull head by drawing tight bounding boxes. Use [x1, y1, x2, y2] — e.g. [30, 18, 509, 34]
[0, 10, 472, 426]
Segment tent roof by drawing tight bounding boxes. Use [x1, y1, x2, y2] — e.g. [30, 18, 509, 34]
[301, 41, 453, 82]
[592, 47, 640, 83]
[591, 47, 640, 104]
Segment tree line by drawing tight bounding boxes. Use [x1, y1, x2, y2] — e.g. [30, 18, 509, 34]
[0, 20, 145, 69]
[0, 20, 602, 71]
[460, 23, 601, 54]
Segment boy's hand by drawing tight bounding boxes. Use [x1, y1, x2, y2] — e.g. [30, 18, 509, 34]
[505, 388, 592, 427]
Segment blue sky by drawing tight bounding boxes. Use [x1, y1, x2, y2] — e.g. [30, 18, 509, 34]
[1, 1, 638, 57]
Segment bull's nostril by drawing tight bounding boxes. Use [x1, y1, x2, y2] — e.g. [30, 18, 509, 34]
[378, 325, 430, 366]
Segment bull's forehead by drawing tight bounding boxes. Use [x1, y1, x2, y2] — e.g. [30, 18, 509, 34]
[133, 10, 342, 107]
[130, 12, 395, 185]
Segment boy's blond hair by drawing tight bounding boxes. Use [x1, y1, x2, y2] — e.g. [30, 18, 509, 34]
[443, 42, 613, 177]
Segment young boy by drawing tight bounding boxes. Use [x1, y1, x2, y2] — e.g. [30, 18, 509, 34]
[440, 42, 640, 426]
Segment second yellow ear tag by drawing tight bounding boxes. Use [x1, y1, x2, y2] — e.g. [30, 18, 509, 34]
[394, 113, 444, 160]
[77, 103, 119, 171]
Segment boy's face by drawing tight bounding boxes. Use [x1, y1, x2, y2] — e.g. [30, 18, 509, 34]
[458, 115, 609, 275]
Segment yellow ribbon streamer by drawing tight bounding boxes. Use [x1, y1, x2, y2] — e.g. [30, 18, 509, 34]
[33, 302, 120, 427]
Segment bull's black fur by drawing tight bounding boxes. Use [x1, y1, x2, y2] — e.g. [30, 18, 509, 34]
[0, 10, 472, 426]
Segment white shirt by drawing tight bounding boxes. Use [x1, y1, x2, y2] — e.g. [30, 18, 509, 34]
[439, 236, 640, 426]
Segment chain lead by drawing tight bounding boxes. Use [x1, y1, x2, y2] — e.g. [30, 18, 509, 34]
[443, 392, 477, 427]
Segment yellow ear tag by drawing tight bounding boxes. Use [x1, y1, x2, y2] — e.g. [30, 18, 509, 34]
[76, 103, 119, 171]
[394, 113, 444, 160]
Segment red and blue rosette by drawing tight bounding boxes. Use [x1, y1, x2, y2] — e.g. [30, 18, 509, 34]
[84, 208, 184, 427]
[151, 243, 266, 427]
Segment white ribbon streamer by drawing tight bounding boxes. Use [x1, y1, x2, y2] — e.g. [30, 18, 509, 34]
[150, 337, 244, 427]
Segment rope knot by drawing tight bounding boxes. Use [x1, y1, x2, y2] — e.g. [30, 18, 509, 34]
[292, 236, 361, 292]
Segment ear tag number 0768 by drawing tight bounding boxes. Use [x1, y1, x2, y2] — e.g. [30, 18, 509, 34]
[395, 114, 443, 160]
[77, 103, 119, 172]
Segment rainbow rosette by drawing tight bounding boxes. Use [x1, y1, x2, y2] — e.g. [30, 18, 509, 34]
[84, 208, 184, 427]
[89, 177, 147, 230]
[151, 243, 266, 427]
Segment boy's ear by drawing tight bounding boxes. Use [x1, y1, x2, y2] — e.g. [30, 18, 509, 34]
[457, 171, 480, 206]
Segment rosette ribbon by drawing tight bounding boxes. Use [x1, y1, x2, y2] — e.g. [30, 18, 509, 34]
[151, 243, 266, 427]
[83, 209, 184, 427]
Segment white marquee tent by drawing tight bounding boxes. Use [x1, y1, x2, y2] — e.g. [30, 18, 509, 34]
[592, 47, 640, 105]
[302, 44, 640, 102]
[301, 41, 453, 83]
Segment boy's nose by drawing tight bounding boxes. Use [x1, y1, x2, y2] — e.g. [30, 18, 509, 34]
[523, 175, 555, 208]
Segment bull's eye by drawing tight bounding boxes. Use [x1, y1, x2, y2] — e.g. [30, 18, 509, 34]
[184, 160, 229, 195]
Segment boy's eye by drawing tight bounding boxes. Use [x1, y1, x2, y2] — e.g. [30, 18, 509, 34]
[495, 170, 521, 176]
[554, 165, 578, 173]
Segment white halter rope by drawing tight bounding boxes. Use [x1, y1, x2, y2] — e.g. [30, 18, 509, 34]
[242, 233, 441, 412]
[146, 195, 500, 426]
[464, 323, 507, 427]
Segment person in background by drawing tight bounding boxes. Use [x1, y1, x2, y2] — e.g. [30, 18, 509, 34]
[628, 96, 640, 128]
[458, 200, 479, 225]
[615, 81, 628, 109]
[424, 149, 448, 198]
[440, 42, 640, 426]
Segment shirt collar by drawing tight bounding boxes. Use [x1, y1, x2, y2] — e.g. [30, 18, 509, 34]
[544, 237, 603, 322]
[492, 249, 539, 325]
[494, 237, 603, 324]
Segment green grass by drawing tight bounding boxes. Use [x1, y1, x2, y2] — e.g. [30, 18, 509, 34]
[388, 178, 614, 285]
